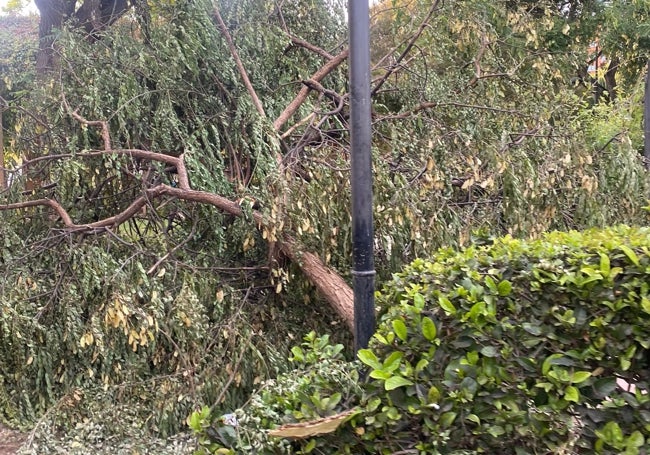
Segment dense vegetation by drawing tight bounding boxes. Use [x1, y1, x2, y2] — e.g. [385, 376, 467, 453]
[196, 226, 650, 454]
[0, 0, 649, 452]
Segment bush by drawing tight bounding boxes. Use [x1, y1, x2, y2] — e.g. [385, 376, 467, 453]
[196, 226, 650, 454]
[356, 225, 650, 454]
[189, 332, 362, 454]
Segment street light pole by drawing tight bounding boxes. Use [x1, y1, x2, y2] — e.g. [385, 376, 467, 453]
[348, 0, 376, 352]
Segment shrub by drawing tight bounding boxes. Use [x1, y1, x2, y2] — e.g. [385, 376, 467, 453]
[189, 332, 362, 454]
[193, 225, 650, 454]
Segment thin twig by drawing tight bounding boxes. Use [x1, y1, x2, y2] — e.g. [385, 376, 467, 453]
[371, 0, 442, 96]
[213, 7, 266, 119]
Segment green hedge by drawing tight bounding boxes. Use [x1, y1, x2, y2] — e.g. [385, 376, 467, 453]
[192, 225, 650, 454]
[356, 225, 650, 454]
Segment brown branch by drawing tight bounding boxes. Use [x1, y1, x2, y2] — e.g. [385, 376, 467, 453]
[466, 34, 489, 88]
[379, 101, 528, 121]
[0, 198, 73, 226]
[0, 182, 355, 329]
[499, 127, 542, 153]
[273, 49, 349, 132]
[10, 149, 181, 176]
[4, 83, 355, 328]
[274, 2, 334, 61]
[213, 7, 266, 119]
[302, 79, 346, 116]
[288, 35, 335, 60]
[371, 0, 442, 97]
[62, 93, 111, 150]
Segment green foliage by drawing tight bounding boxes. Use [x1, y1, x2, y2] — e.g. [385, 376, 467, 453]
[291, 0, 650, 284]
[354, 225, 650, 454]
[189, 332, 362, 454]
[3, 0, 650, 451]
[210, 226, 650, 454]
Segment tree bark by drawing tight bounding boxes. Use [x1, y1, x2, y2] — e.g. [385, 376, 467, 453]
[273, 49, 349, 132]
[0, 148, 356, 330]
[34, 0, 73, 73]
[34, 0, 132, 73]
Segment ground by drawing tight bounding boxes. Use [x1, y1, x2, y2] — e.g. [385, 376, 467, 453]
[0, 423, 26, 455]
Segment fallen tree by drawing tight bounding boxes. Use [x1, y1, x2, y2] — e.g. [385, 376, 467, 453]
[0, 141, 355, 328]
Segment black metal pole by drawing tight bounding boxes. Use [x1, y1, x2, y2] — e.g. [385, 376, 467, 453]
[348, 0, 376, 352]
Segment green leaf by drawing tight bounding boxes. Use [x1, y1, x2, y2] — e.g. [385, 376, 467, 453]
[415, 358, 429, 373]
[480, 346, 498, 358]
[357, 349, 382, 370]
[619, 245, 640, 266]
[627, 430, 644, 448]
[542, 353, 564, 375]
[564, 385, 579, 402]
[384, 376, 414, 391]
[303, 439, 317, 452]
[369, 369, 392, 380]
[599, 253, 611, 276]
[290, 346, 304, 362]
[593, 377, 618, 398]
[487, 425, 505, 437]
[484, 275, 497, 292]
[438, 296, 456, 315]
[642, 297, 650, 314]
[439, 411, 457, 427]
[421, 317, 437, 341]
[522, 323, 542, 336]
[427, 385, 441, 403]
[382, 351, 403, 372]
[571, 371, 591, 384]
[392, 319, 408, 342]
[188, 410, 202, 432]
[497, 280, 512, 296]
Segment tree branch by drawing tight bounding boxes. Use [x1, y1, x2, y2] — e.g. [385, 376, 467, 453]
[287, 34, 335, 60]
[371, 0, 442, 96]
[378, 101, 528, 121]
[213, 6, 267, 119]
[273, 49, 349, 132]
[0, 180, 355, 329]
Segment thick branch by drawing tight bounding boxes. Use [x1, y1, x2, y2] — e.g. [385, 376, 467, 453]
[287, 35, 335, 60]
[0, 183, 355, 329]
[273, 49, 349, 132]
[0, 144, 355, 329]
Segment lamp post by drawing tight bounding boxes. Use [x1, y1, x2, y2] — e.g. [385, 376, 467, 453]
[348, 0, 376, 352]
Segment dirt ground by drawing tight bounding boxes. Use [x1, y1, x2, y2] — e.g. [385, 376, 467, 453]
[0, 423, 26, 455]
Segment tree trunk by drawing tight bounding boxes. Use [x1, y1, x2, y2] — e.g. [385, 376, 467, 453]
[279, 238, 354, 329]
[34, 0, 131, 73]
[604, 56, 619, 102]
[34, 0, 73, 73]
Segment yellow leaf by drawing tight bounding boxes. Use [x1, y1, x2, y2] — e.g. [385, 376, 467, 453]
[268, 409, 359, 439]
[26, 356, 33, 366]
[461, 178, 474, 190]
